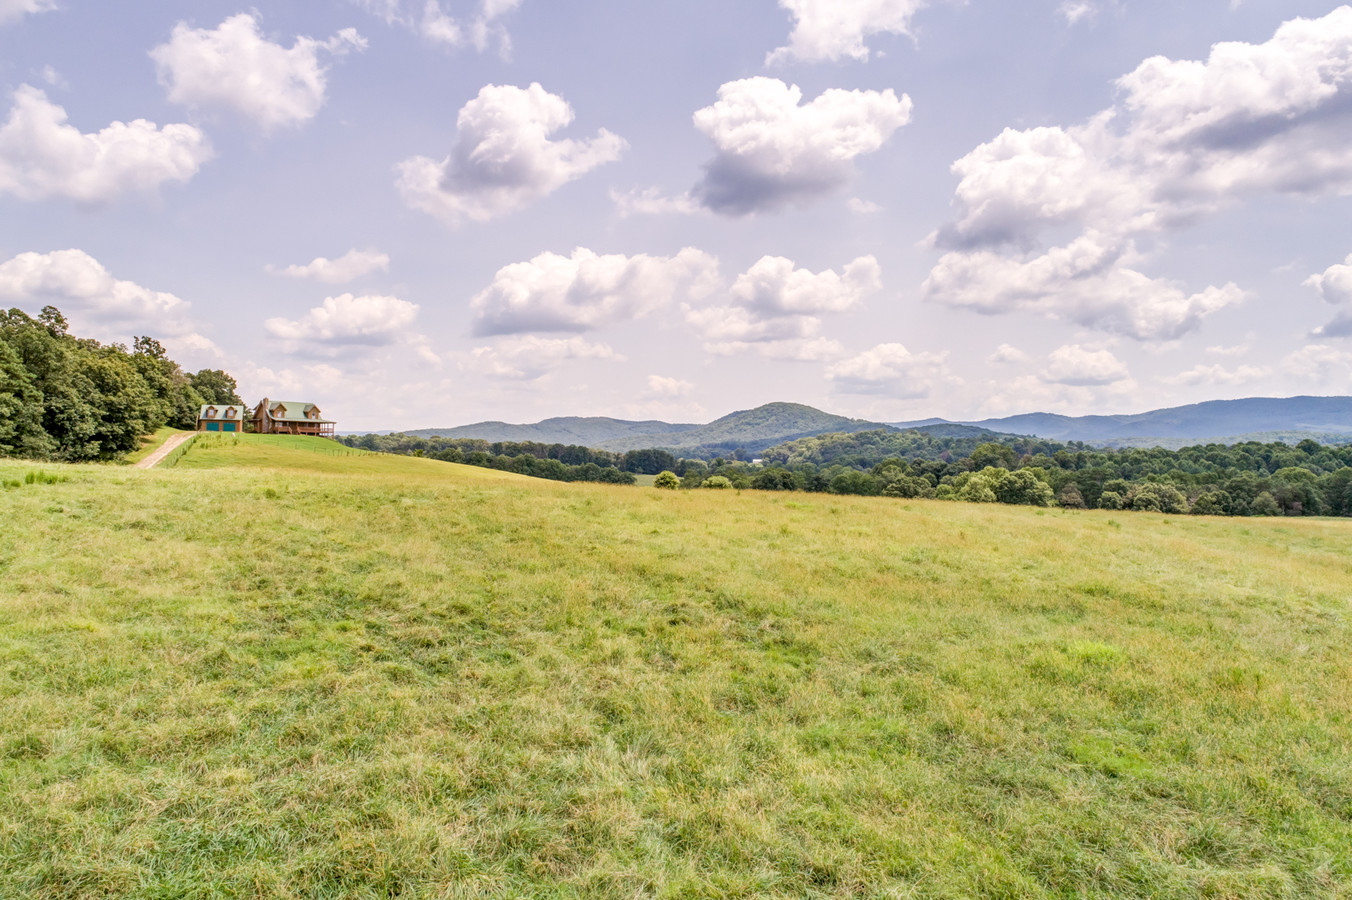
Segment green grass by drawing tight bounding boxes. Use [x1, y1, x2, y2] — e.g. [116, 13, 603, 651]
[1, 435, 1350, 898]
[120, 427, 189, 466]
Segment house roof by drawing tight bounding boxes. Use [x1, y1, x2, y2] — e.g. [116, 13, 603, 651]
[265, 401, 335, 424]
[198, 405, 247, 418]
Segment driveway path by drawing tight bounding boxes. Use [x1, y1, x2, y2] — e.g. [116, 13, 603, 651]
[135, 432, 195, 469]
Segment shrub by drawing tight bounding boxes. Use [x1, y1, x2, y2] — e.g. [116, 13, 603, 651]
[1251, 491, 1281, 517]
[1058, 484, 1087, 509]
[702, 475, 732, 490]
[654, 471, 680, 490]
[1097, 491, 1124, 510]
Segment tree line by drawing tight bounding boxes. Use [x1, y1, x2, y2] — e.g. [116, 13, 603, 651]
[0, 307, 244, 461]
[337, 434, 678, 484]
[346, 426, 1352, 517]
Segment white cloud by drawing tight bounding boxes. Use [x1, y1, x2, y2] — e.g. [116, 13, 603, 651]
[264, 294, 419, 351]
[704, 337, 845, 362]
[150, 14, 366, 132]
[1205, 343, 1251, 357]
[1282, 344, 1352, 385]
[827, 343, 958, 397]
[0, 85, 210, 203]
[471, 247, 718, 336]
[646, 375, 694, 397]
[927, 8, 1352, 340]
[467, 335, 620, 381]
[988, 343, 1031, 365]
[767, 0, 924, 65]
[269, 249, 390, 284]
[691, 78, 911, 215]
[1161, 363, 1269, 386]
[686, 255, 880, 353]
[354, 0, 520, 54]
[1058, 1, 1117, 25]
[924, 232, 1245, 341]
[398, 83, 626, 223]
[1306, 252, 1352, 337]
[610, 187, 700, 218]
[848, 197, 881, 214]
[1042, 344, 1130, 386]
[0, 249, 219, 358]
[0, 0, 55, 26]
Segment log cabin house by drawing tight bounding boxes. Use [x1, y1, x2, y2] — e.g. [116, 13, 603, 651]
[252, 399, 336, 437]
[197, 404, 247, 432]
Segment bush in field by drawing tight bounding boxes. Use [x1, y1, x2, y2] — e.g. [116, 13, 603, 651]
[1131, 482, 1189, 514]
[882, 476, 934, 499]
[1098, 491, 1124, 510]
[1058, 483, 1087, 509]
[1191, 491, 1231, 516]
[654, 471, 679, 490]
[1251, 491, 1281, 516]
[752, 468, 797, 491]
[702, 475, 732, 490]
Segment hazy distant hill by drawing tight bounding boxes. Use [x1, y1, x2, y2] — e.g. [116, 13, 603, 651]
[896, 397, 1352, 445]
[597, 402, 887, 453]
[404, 417, 699, 445]
[403, 403, 890, 454]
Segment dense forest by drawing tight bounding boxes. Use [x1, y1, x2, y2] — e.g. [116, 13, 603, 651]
[0, 306, 243, 461]
[346, 428, 1352, 517]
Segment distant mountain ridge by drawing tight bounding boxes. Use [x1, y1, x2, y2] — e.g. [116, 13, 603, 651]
[896, 396, 1352, 444]
[408, 403, 888, 454]
[399, 396, 1352, 453]
[403, 417, 698, 445]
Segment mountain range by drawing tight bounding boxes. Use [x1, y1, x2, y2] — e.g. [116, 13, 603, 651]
[402, 396, 1352, 453]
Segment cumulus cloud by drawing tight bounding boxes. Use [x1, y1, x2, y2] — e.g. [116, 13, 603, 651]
[924, 232, 1245, 341]
[0, 249, 219, 357]
[354, 0, 521, 54]
[988, 343, 1031, 365]
[470, 247, 717, 336]
[1161, 363, 1269, 386]
[151, 14, 365, 131]
[646, 375, 694, 397]
[0, 85, 210, 203]
[1283, 343, 1352, 385]
[0, 0, 55, 26]
[398, 83, 625, 223]
[264, 294, 420, 352]
[1041, 344, 1130, 386]
[686, 255, 879, 357]
[767, 0, 924, 65]
[827, 343, 957, 397]
[691, 78, 911, 215]
[610, 187, 700, 218]
[467, 335, 619, 381]
[848, 197, 882, 214]
[1307, 252, 1352, 337]
[927, 7, 1352, 340]
[269, 249, 390, 284]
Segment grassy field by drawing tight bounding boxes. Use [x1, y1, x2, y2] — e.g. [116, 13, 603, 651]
[1, 434, 1350, 898]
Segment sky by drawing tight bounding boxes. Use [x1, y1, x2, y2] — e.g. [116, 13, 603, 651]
[2, 0, 1352, 431]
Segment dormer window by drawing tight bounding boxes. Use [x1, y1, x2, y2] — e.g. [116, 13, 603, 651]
[225, 408, 236, 418]
[206, 407, 217, 418]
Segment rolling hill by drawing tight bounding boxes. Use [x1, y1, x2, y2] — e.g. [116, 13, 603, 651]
[405, 403, 890, 454]
[895, 396, 1352, 445]
[400, 396, 1352, 454]
[403, 416, 699, 445]
[596, 402, 887, 453]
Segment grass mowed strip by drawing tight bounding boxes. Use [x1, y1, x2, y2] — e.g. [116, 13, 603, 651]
[1, 436, 1350, 898]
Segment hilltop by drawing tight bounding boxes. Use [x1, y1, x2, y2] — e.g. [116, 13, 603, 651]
[408, 402, 890, 455]
[397, 396, 1352, 454]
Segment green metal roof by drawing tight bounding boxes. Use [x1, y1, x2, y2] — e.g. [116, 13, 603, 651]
[267, 401, 335, 424]
[199, 405, 247, 418]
